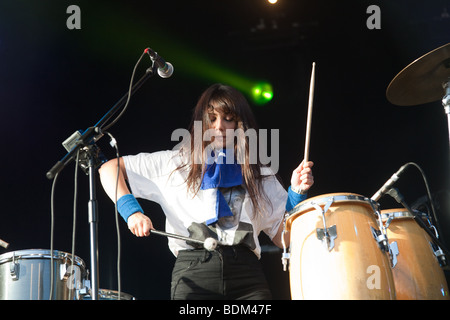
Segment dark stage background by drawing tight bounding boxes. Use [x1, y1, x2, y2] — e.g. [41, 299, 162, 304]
[0, 0, 449, 300]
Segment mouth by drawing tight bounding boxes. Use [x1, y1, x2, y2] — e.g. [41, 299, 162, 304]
[211, 136, 225, 147]
[214, 135, 225, 141]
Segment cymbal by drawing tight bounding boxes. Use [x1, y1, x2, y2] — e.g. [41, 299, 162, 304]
[386, 42, 450, 106]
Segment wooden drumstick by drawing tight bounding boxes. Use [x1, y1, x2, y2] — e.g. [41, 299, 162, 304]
[0, 238, 9, 249]
[304, 62, 316, 163]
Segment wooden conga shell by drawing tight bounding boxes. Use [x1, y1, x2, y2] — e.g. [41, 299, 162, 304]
[286, 193, 396, 300]
[381, 209, 450, 300]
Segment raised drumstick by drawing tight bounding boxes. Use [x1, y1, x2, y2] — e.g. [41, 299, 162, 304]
[304, 62, 316, 163]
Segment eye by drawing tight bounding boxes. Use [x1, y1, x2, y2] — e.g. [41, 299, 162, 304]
[225, 114, 236, 122]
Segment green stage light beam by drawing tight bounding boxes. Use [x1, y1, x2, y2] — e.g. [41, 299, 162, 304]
[70, 3, 274, 105]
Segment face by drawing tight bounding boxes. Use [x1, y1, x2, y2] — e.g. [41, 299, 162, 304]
[207, 109, 237, 148]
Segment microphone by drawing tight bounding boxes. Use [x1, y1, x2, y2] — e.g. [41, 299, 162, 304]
[371, 163, 410, 202]
[144, 47, 174, 78]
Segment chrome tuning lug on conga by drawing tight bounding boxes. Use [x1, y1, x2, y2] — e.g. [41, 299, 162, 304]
[368, 199, 400, 267]
[388, 242, 399, 268]
[312, 198, 337, 252]
[370, 227, 390, 253]
[430, 242, 448, 267]
[425, 219, 448, 267]
[368, 200, 388, 250]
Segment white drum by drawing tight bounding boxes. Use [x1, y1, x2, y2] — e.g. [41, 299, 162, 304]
[0, 249, 87, 300]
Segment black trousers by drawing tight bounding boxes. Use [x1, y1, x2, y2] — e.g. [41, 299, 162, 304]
[171, 245, 272, 300]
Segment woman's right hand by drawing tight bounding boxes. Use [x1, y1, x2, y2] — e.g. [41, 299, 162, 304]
[127, 212, 154, 237]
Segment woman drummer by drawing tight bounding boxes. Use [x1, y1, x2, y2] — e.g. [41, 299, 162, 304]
[99, 83, 314, 299]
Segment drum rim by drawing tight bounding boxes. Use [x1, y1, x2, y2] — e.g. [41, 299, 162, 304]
[285, 192, 377, 230]
[0, 249, 86, 268]
[380, 208, 429, 221]
[287, 192, 374, 216]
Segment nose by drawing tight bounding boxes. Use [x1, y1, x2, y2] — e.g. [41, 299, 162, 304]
[213, 116, 226, 132]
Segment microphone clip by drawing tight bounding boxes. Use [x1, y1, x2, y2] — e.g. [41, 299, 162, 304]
[144, 47, 174, 78]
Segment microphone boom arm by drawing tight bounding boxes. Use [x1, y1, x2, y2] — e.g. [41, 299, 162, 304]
[46, 66, 155, 180]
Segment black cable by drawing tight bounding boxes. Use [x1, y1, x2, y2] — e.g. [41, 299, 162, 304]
[101, 51, 151, 298]
[49, 150, 80, 301]
[48, 50, 148, 300]
[404, 162, 440, 235]
[102, 51, 150, 132]
[104, 131, 122, 300]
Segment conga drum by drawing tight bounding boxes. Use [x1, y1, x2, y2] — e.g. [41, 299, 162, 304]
[381, 209, 450, 300]
[285, 193, 396, 300]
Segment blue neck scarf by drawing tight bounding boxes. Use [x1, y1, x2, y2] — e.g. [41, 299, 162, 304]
[200, 149, 243, 225]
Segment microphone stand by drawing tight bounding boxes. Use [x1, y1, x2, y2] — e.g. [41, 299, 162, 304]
[386, 188, 450, 266]
[46, 66, 156, 300]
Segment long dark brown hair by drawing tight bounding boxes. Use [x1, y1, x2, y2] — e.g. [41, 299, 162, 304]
[176, 83, 270, 216]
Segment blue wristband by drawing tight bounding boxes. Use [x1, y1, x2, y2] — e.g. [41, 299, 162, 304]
[285, 186, 307, 212]
[117, 194, 144, 222]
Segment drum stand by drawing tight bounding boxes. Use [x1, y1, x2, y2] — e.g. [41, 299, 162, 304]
[46, 60, 156, 299]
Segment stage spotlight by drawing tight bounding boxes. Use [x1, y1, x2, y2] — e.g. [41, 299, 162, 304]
[268, 0, 278, 4]
[251, 82, 273, 105]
